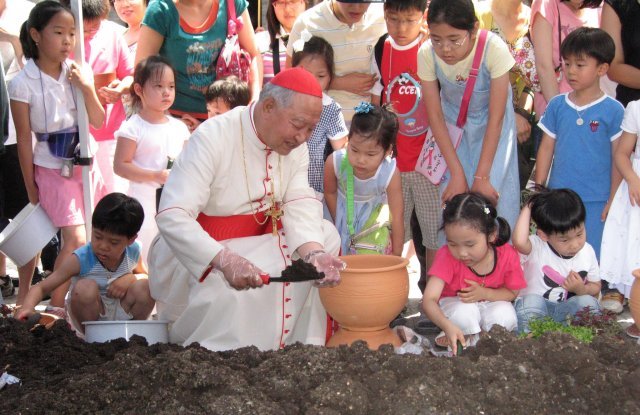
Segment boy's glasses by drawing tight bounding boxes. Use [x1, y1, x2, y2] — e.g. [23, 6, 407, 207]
[273, 0, 305, 10]
[431, 34, 469, 50]
[384, 16, 422, 28]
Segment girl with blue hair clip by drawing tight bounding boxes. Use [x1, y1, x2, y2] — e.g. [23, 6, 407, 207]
[324, 102, 404, 256]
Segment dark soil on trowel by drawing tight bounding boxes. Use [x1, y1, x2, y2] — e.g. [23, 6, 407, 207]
[1, 317, 639, 414]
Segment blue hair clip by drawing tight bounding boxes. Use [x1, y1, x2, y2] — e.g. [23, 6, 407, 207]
[354, 102, 374, 114]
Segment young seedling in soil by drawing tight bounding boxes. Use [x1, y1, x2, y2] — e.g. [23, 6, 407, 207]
[525, 317, 595, 343]
[571, 307, 622, 338]
[524, 306, 623, 343]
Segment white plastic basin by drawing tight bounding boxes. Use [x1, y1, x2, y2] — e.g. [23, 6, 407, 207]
[83, 320, 169, 345]
[0, 203, 58, 267]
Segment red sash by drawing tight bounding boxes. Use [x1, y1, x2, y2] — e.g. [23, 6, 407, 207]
[196, 212, 283, 282]
[196, 212, 283, 241]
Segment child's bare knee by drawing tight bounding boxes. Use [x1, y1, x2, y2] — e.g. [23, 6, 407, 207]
[71, 279, 99, 303]
[126, 279, 154, 310]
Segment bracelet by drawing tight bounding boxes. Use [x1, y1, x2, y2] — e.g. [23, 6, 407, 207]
[473, 175, 490, 181]
[522, 86, 535, 99]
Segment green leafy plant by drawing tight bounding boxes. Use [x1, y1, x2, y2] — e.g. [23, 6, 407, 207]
[524, 317, 595, 343]
[523, 307, 623, 343]
[571, 307, 622, 338]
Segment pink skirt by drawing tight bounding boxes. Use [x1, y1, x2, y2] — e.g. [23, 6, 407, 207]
[35, 164, 106, 227]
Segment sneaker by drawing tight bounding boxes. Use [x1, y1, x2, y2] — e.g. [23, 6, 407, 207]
[0, 275, 15, 298]
[600, 291, 624, 314]
[11, 269, 50, 288]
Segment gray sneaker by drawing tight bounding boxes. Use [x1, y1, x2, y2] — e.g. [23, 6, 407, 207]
[0, 275, 15, 298]
[600, 290, 624, 314]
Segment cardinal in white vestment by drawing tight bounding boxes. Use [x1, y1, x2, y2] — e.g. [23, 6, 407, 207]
[148, 68, 344, 351]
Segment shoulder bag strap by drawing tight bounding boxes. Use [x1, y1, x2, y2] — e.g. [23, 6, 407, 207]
[556, 0, 562, 69]
[226, 0, 241, 36]
[340, 153, 356, 236]
[456, 29, 488, 128]
[273, 39, 281, 75]
[374, 34, 388, 79]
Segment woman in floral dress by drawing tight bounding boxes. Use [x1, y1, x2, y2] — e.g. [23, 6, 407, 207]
[477, 0, 541, 189]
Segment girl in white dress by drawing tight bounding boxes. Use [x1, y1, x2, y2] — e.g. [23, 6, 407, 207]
[600, 99, 640, 330]
[113, 56, 190, 265]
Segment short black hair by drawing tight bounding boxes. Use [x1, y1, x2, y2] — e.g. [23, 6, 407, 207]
[560, 27, 615, 65]
[441, 192, 511, 246]
[384, 0, 427, 13]
[427, 0, 477, 32]
[528, 187, 586, 235]
[291, 35, 335, 84]
[92, 193, 144, 239]
[349, 103, 399, 152]
[81, 0, 110, 20]
[204, 75, 251, 109]
[131, 55, 175, 112]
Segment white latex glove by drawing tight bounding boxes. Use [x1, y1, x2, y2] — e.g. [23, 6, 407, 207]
[304, 250, 345, 288]
[212, 248, 265, 290]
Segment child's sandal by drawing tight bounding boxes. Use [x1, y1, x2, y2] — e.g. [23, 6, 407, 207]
[625, 324, 640, 339]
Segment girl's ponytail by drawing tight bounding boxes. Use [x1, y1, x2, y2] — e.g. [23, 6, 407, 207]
[19, 21, 38, 60]
[493, 216, 511, 247]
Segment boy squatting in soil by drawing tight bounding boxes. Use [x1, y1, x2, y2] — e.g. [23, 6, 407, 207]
[16, 193, 155, 332]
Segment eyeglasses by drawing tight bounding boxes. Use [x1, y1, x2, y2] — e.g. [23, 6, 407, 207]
[273, 0, 305, 10]
[384, 16, 423, 28]
[431, 33, 469, 50]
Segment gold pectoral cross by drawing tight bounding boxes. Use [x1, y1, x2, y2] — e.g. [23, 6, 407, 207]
[265, 180, 283, 235]
[265, 201, 283, 235]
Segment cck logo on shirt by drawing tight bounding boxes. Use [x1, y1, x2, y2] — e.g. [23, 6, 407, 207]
[386, 73, 428, 136]
[396, 77, 419, 96]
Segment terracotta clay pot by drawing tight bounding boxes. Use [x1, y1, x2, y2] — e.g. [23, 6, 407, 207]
[319, 255, 409, 350]
[630, 269, 640, 331]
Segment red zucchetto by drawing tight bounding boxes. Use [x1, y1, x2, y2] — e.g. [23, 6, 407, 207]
[270, 67, 323, 98]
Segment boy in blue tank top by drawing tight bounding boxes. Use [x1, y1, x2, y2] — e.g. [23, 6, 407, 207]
[16, 193, 154, 333]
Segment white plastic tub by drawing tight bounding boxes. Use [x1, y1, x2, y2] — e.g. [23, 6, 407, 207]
[0, 203, 58, 267]
[83, 320, 169, 345]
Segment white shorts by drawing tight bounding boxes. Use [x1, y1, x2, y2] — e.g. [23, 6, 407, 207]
[439, 296, 518, 335]
[66, 295, 133, 333]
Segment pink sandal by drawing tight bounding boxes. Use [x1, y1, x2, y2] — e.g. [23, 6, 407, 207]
[625, 325, 640, 339]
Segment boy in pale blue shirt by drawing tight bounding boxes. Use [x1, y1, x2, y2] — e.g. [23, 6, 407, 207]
[535, 27, 624, 261]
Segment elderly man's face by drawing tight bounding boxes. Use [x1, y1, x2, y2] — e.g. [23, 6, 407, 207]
[263, 92, 322, 155]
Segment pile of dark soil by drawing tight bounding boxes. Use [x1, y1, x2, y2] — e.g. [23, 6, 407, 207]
[1, 317, 639, 414]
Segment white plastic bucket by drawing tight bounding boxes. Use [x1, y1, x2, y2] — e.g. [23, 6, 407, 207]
[0, 203, 58, 267]
[83, 320, 169, 344]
